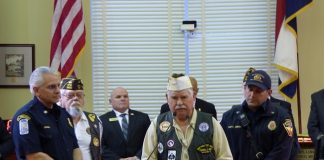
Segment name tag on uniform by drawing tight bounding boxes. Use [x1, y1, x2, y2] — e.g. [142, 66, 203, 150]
[109, 117, 118, 122]
[44, 125, 51, 129]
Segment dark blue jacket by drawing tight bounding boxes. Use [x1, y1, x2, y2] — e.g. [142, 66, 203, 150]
[12, 97, 79, 160]
[271, 96, 300, 160]
[220, 100, 293, 160]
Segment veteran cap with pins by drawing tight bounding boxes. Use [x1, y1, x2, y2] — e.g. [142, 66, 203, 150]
[60, 77, 84, 90]
[245, 70, 271, 91]
[243, 67, 256, 82]
[167, 74, 192, 91]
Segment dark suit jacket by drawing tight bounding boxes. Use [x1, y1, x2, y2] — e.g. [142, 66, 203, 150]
[271, 96, 300, 160]
[160, 98, 217, 119]
[100, 109, 150, 160]
[308, 89, 324, 147]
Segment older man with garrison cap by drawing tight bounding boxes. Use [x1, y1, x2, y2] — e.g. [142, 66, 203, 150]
[142, 73, 232, 160]
[160, 74, 217, 119]
[60, 77, 102, 160]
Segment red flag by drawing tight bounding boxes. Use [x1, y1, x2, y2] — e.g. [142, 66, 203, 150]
[50, 0, 86, 78]
[274, 0, 312, 99]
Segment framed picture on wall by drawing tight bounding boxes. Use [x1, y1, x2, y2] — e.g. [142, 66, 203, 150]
[0, 44, 35, 88]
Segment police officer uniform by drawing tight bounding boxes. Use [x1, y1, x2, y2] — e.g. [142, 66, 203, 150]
[11, 97, 79, 160]
[221, 70, 294, 160]
[221, 100, 293, 160]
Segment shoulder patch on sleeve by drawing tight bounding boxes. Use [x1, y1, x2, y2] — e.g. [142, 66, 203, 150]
[17, 114, 31, 121]
[283, 119, 293, 137]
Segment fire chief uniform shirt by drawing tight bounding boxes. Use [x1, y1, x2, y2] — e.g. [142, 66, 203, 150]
[12, 96, 79, 160]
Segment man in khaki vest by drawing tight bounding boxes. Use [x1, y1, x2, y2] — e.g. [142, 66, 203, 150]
[142, 73, 232, 160]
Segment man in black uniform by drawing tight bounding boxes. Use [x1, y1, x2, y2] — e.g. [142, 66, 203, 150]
[242, 67, 300, 160]
[160, 75, 217, 119]
[221, 69, 294, 160]
[11, 66, 82, 160]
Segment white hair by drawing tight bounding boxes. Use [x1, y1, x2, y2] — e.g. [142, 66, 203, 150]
[29, 66, 57, 95]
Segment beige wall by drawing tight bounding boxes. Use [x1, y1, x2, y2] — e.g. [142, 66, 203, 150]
[298, 0, 324, 134]
[0, 0, 93, 119]
[0, 0, 322, 134]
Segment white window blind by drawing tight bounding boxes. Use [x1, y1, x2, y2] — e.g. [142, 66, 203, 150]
[90, 0, 279, 120]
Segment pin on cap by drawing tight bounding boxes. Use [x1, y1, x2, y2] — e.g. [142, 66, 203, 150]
[243, 67, 256, 82]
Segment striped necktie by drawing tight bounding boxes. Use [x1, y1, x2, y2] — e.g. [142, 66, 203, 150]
[120, 113, 128, 140]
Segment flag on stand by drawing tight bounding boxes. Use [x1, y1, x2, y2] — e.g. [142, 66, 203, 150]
[50, 0, 86, 78]
[274, 0, 312, 100]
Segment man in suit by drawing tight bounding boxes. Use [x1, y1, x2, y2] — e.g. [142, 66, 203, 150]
[160, 75, 217, 119]
[308, 89, 324, 159]
[100, 87, 151, 160]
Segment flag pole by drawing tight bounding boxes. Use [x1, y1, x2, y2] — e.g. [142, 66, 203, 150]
[296, 63, 302, 134]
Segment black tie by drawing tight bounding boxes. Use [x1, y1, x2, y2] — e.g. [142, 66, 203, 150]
[120, 113, 128, 140]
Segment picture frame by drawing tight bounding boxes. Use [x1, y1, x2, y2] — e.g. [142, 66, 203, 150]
[0, 44, 35, 88]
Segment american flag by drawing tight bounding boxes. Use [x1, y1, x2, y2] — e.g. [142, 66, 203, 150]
[50, 0, 86, 78]
[274, 0, 312, 100]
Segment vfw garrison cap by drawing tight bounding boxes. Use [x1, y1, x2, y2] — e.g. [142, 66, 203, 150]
[167, 75, 192, 91]
[60, 78, 84, 90]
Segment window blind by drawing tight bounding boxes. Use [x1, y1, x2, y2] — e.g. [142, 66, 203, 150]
[90, 0, 279, 120]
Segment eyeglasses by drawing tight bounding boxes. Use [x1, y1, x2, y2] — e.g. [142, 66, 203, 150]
[63, 92, 85, 99]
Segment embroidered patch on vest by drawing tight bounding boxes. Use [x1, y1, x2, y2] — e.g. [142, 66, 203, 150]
[198, 122, 209, 132]
[167, 150, 176, 160]
[160, 121, 171, 132]
[93, 137, 99, 147]
[158, 142, 164, 153]
[197, 144, 214, 154]
[167, 140, 175, 148]
[88, 113, 96, 122]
